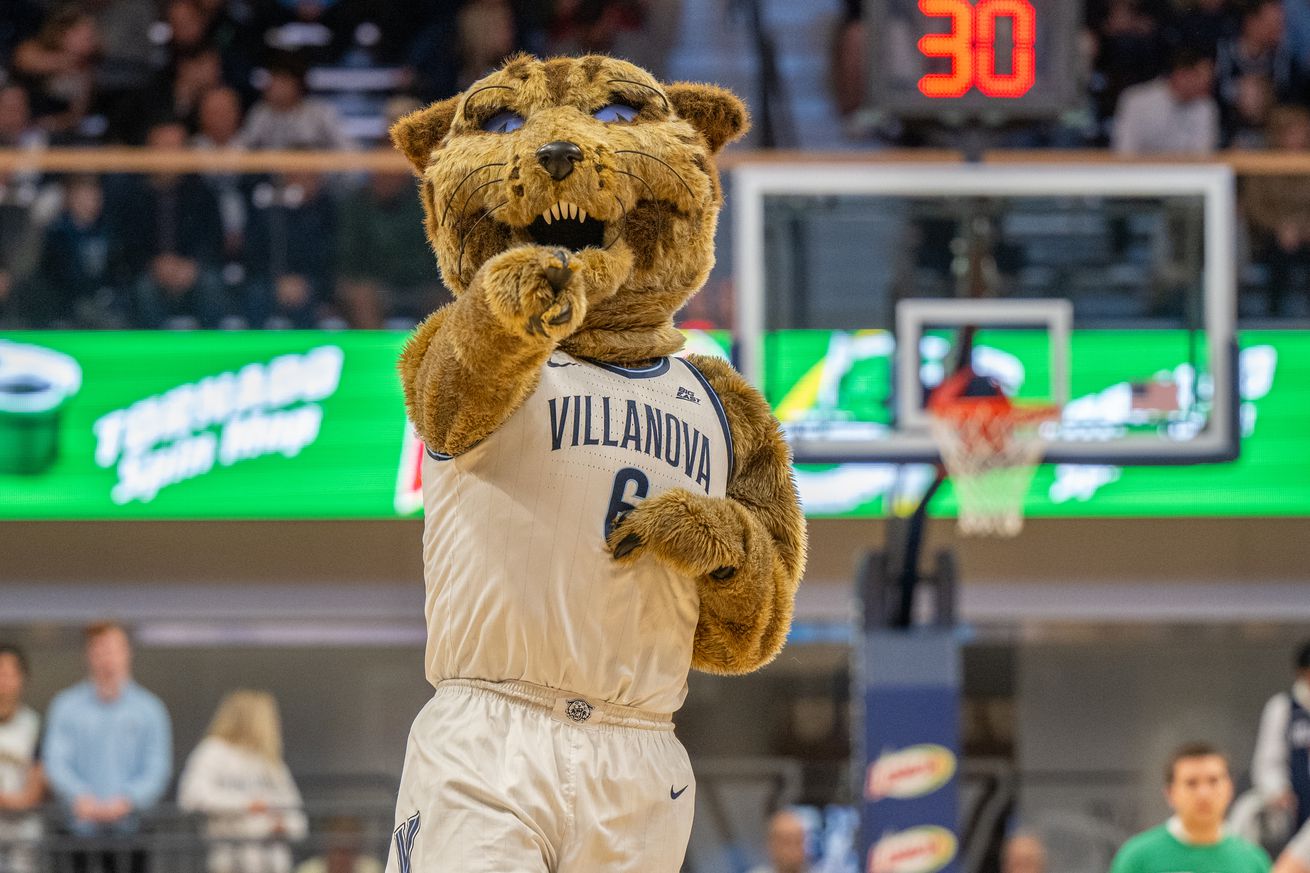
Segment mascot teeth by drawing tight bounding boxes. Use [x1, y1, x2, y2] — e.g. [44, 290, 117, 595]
[542, 202, 587, 224]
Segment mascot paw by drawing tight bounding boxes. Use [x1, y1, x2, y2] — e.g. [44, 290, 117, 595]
[607, 489, 744, 580]
[484, 246, 586, 340]
[568, 244, 635, 306]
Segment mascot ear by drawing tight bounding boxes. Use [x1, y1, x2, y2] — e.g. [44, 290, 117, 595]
[390, 95, 461, 173]
[666, 83, 750, 154]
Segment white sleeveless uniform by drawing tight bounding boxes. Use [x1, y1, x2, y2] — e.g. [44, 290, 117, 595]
[388, 350, 732, 873]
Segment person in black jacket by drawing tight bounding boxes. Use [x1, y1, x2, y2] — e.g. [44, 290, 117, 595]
[241, 170, 336, 328]
[28, 174, 118, 328]
[108, 118, 225, 328]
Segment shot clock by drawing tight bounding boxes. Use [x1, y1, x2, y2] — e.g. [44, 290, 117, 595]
[867, 0, 1083, 120]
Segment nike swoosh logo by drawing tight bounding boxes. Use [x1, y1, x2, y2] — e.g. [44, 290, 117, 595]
[670, 785, 689, 800]
[546, 360, 577, 368]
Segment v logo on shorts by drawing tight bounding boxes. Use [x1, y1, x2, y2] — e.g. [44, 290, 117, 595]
[393, 811, 421, 873]
[670, 785, 689, 800]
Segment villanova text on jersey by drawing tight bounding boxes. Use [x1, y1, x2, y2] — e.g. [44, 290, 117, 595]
[546, 394, 714, 494]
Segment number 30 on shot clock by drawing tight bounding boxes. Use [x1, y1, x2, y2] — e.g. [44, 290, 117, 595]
[866, 0, 1081, 120]
[917, 0, 1035, 99]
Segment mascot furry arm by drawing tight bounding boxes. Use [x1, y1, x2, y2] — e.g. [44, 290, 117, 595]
[390, 55, 806, 674]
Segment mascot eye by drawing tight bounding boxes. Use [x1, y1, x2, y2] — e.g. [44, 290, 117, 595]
[593, 103, 639, 123]
[482, 110, 524, 133]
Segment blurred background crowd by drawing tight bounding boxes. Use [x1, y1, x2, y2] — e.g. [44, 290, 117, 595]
[0, 0, 687, 331]
[2, 0, 1310, 329]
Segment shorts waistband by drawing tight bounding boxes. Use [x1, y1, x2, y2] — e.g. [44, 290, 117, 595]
[436, 679, 674, 731]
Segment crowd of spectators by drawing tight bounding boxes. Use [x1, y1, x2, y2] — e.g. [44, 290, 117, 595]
[1098, 0, 1309, 154]
[2, 631, 1309, 871]
[0, 0, 675, 330]
[832, 0, 1310, 154]
[0, 624, 383, 873]
[746, 642, 1310, 873]
[4, 1, 1310, 328]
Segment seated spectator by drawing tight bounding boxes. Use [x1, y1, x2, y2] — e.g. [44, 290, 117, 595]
[242, 172, 336, 327]
[401, 3, 460, 103]
[163, 0, 216, 62]
[1113, 48, 1219, 154]
[547, 0, 638, 61]
[193, 86, 249, 274]
[25, 174, 119, 328]
[240, 52, 354, 151]
[191, 0, 260, 104]
[1002, 832, 1048, 873]
[89, 0, 161, 143]
[9, 9, 101, 140]
[335, 98, 448, 328]
[456, 0, 518, 88]
[1289, 0, 1310, 73]
[1242, 108, 1310, 315]
[43, 622, 172, 873]
[747, 809, 811, 873]
[1229, 73, 1277, 148]
[179, 690, 307, 873]
[0, 171, 51, 329]
[336, 168, 447, 327]
[1109, 742, 1270, 873]
[152, 46, 227, 134]
[1171, 0, 1238, 57]
[109, 117, 226, 328]
[0, 643, 45, 873]
[292, 817, 383, 873]
[829, 0, 867, 121]
[1090, 0, 1172, 125]
[0, 84, 48, 149]
[1254, 638, 1310, 832]
[194, 85, 243, 150]
[1216, 0, 1297, 145]
[0, 0, 45, 72]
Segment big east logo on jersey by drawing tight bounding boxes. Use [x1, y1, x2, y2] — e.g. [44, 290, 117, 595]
[866, 744, 957, 800]
[868, 826, 957, 873]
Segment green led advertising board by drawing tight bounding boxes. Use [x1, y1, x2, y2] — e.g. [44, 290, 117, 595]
[0, 330, 1305, 519]
[0, 330, 731, 520]
[0, 332, 413, 519]
[769, 330, 1307, 518]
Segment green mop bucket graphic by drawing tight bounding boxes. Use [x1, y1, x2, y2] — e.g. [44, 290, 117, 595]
[0, 341, 83, 475]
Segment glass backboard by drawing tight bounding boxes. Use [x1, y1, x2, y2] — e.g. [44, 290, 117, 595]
[732, 163, 1239, 465]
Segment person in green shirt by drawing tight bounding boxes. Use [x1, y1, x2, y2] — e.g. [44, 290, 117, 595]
[1111, 741, 1272, 873]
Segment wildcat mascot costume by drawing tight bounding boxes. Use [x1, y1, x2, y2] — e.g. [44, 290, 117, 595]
[386, 54, 806, 873]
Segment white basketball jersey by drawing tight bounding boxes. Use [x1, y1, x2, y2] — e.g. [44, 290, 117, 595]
[419, 351, 733, 714]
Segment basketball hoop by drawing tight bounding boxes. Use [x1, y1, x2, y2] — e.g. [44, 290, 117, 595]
[927, 370, 1059, 537]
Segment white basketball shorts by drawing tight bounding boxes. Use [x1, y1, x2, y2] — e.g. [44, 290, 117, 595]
[385, 679, 696, 873]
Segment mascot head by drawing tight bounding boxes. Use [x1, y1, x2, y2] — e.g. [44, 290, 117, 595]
[390, 54, 748, 360]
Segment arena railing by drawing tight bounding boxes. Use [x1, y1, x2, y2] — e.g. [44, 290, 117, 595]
[5, 147, 1310, 173]
[0, 799, 395, 873]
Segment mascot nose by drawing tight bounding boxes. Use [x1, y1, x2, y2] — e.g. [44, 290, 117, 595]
[536, 141, 583, 181]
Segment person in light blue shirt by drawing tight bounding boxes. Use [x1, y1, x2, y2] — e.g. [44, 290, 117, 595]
[43, 621, 171, 872]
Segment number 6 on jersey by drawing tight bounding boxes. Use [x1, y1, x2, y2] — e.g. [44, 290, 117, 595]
[605, 468, 650, 538]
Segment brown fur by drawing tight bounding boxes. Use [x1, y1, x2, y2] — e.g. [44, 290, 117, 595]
[392, 55, 805, 674]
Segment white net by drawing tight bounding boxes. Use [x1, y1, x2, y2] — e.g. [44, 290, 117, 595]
[928, 401, 1056, 537]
